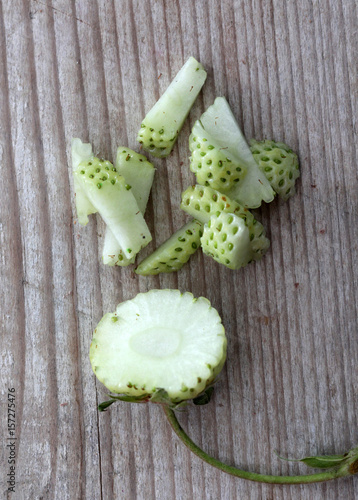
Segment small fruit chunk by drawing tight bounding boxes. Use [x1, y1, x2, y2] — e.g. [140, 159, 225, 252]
[201, 212, 253, 269]
[102, 147, 155, 266]
[73, 154, 152, 259]
[181, 184, 269, 263]
[137, 57, 207, 157]
[181, 184, 246, 223]
[71, 138, 97, 225]
[189, 131, 247, 192]
[250, 139, 300, 201]
[135, 219, 203, 275]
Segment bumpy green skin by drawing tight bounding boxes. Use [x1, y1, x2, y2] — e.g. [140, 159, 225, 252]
[76, 156, 121, 187]
[137, 57, 207, 157]
[135, 220, 203, 275]
[189, 134, 247, 192]
[201, 213, 253, 270]
[137, 123, 178, 158]
[250, 139, 300, 201]
[116, 148, 151, 165]
[181, 184, 245, 223]
[181, 185, 270, 262]
[75, 157, 152, 258]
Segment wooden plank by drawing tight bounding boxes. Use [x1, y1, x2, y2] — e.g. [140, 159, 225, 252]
[1, 0, 358, 498]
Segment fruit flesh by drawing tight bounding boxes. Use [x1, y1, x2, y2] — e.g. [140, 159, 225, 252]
[103, 147, 155, 266]
[74, 158, 152, 258]
[137, 57, 207, 157]
[192, 97, 275, 208]
[135, 219, 203, 275]
[90, 290, 227, 402]
[115, 147, 155, 214]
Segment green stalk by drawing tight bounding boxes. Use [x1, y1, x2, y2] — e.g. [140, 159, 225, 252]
[163, 406, 358, 485]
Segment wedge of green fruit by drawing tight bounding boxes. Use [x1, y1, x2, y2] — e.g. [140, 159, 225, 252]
[135, 220, 203, 275]
[250, 139, 300, 201]
[137, 57, 207, 157]
[102, 147, 155, 266]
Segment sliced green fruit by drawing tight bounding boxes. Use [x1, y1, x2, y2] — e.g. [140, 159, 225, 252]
[115, 147, 155, 214]
[103, 147, 155, 267]
[135, 219, 203, 275]
[189, 128, 247, 192]
[74, 156, 151, 259]
[90, 289, 227, 404]
[181, 184, 250, 225]
[189, 97, 274, 208]
[102, 229, 136, 267]
[137, 57, 207, 157]
[250, 139, 300, 201]
[181, 185, 270, 265]
[201, 212, 253, 270]
[71, 138, 97, 225]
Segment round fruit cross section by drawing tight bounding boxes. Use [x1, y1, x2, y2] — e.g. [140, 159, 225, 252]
[90, 289, 227, 404]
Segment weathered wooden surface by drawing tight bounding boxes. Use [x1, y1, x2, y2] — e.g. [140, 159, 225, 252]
[1, 0, 358, 498]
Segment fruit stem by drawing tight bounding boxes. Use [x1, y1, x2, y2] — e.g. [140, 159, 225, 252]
[163, 407, 356, 484]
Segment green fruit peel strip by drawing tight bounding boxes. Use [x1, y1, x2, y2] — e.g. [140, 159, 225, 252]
[103, 147, 155, 266]
[135, 219, 203, 275]
[137, 57, 207, 157]
[73, 155, 151, 259]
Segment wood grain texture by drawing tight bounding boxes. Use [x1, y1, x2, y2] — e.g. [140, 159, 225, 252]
[1, 0, 358, 498]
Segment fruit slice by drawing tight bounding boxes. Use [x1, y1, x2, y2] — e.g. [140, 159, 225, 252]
[250, 139, 300, 201]
[135, 219, 203, 275]
[137, 57, 207, 157]
[181, 185, 270, 264]
[115, 147, 155, 214]
[71, 138, 97, 225]
[102, 148, 155, 266]
[201, 212, 253, 269]
[102, 229, 136, 267]
[189, 97, 275, 208]
[181, 184, 247, 224]
[73, 156, 152, 258]
[90, 289, 227, 404]
[189, 129, 247, 192]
